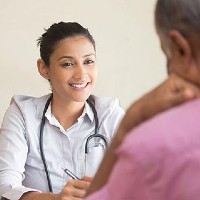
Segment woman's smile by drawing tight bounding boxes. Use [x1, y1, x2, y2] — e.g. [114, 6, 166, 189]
[69, 82, 90, 89]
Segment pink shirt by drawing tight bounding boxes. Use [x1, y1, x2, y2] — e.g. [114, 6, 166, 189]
[86, 99, 200, 200]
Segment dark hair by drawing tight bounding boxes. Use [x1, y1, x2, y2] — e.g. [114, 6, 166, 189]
[37, 22, 96, 66]
[155, 0, 200, 38]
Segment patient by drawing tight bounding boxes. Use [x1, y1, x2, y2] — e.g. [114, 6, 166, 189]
[85, 0, 200, 199]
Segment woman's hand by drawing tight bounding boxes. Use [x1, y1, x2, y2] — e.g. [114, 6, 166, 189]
[55, 176, 92, 200]
[20, 177, 93, 200]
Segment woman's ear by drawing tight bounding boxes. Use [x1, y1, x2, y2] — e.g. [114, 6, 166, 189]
[169, 30, 192, 66]
[37, 59, 50, 80]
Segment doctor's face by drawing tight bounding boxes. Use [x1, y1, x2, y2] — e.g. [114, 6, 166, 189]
[46, 36, 97, 102]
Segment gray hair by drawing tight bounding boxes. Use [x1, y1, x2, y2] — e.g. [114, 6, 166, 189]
[155, 0, 200, 38]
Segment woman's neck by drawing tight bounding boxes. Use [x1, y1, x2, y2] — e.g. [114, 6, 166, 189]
[51, 96, 85, 130]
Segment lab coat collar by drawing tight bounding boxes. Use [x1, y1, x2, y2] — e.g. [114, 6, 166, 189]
[35, 94, 51, 119]
[35, 94, 94, 123]
[84, 101, 94, 123]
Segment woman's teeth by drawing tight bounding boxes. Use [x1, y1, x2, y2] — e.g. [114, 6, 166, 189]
[70, 83, 88, 88]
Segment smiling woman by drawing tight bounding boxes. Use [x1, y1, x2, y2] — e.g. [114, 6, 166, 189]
[0, 22, 125, 200]
[37, 36, 97, 109]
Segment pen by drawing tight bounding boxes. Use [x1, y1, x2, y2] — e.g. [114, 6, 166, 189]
[63, 168, 80, 180]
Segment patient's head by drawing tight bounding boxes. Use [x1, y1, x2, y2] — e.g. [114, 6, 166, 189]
[155, 0, 200, 86]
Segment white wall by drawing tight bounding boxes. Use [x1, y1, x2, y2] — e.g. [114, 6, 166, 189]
[0, 0, 166, 124]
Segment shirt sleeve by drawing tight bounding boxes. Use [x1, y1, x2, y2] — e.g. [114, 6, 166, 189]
[86, 125, 200, 200]
[0, 102, 40, 200]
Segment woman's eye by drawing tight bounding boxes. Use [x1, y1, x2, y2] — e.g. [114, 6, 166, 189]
[84, 60, 94, 65]
[62, 62, 73, 67]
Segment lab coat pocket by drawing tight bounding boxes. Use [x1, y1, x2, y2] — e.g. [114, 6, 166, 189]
[85, 144, 105, 176]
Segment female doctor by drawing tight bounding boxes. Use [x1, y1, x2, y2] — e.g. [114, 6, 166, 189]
[0, 22, 125, 200]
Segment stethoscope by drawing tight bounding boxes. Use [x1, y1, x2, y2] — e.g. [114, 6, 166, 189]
[39, 94, 108, 192]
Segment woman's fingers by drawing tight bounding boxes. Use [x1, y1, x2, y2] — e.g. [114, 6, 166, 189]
[57, 178, 92, 200]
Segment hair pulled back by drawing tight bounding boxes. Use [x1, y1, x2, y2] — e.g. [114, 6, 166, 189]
[37, 22, 96, 65]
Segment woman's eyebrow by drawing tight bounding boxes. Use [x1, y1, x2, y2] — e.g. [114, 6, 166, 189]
[83, 53, 95, 57]
[57, 53, 95, 61]
[57, 56, 73, 61]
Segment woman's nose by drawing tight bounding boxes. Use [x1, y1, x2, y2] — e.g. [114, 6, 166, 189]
[74, 65, 88, 81]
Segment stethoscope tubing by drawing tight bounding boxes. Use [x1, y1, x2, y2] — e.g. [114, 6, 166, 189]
[39, 95, 53, 192]
[85, 97, 107, 153]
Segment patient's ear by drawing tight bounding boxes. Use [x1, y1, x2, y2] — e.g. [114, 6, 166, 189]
[37, 59, 50, 80]
[169, 30, 192, 66]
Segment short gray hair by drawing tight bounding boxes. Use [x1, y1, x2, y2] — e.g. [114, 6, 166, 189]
[155, 0, 200, 38]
